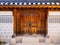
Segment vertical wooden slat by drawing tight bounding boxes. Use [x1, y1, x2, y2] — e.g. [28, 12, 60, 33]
[13, 9, 17, 34]
[42, 8, 48, 36]
[39, 9, 48, 35]
[46, 8, 48, 35]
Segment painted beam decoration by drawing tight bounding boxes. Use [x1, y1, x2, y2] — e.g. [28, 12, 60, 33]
[0, 0, 60, 5]
[0, 2, 60, 5]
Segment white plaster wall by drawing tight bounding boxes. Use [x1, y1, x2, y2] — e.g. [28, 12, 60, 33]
[0, 11, 13, 43]
[48, 23, 60, 36]
[48, 11, 60, 43]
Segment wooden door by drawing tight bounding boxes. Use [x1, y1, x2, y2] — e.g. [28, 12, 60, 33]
[16, 9, 47, 35]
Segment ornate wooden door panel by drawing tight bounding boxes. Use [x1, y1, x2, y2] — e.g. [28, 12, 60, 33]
[16, 9, 47, 35]
[20, 12, 31, 34]
[30, 12, 39, 34]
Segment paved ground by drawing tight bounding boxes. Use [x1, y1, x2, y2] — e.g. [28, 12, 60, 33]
[15, 43, 46, 45]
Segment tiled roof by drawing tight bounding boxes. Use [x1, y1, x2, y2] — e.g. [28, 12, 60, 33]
[0, 0, 60, 2]
[0, 0, 60, 5]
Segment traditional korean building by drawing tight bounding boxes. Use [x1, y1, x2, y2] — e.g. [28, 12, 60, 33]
[0, 0, 60, 43]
